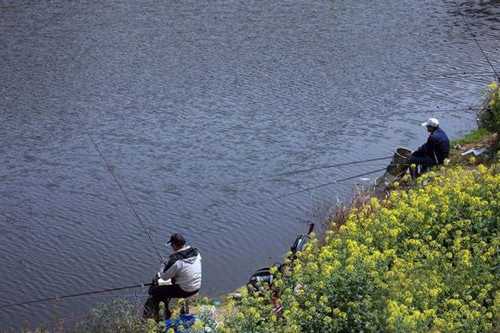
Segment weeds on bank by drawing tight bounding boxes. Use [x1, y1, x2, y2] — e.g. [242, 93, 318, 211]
[224, 164, 499, 333]
[452, 128, 491, 146]
[480, 82, 500, 134]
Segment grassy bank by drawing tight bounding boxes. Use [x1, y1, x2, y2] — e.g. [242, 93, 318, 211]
[224, 163, 499, 332]
[23, 84, 499, 332]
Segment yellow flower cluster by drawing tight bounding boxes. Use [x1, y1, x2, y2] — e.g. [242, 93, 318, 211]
[225, 164, 499, 332]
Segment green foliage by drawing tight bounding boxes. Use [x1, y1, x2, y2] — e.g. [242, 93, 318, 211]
[70, 300, 158, 333]
[63, 300, 219, 333]
[452, 128, 491, 146]
[480, 82, 500, 133]
[225, 165, 499, 332]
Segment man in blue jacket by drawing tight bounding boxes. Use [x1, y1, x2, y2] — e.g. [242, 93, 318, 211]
[409, 118, 450, 178]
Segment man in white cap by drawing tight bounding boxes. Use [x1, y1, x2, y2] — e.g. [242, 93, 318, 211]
[409, 118, 450, 178]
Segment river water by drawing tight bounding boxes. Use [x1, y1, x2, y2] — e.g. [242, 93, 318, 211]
[1, 0, 499, 329]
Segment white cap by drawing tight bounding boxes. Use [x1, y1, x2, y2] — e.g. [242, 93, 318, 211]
[421, 118, 439, 127]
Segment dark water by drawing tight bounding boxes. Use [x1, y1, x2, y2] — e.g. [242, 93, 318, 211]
[1, 0, 499, 328]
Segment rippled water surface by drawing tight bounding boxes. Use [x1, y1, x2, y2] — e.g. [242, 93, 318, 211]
[1, 0, 499, 328]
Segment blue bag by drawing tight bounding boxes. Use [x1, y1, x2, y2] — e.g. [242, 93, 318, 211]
[165, 314, 196, 332]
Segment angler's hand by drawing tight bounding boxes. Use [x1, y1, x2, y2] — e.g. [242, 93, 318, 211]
[152, 272, 161, 286]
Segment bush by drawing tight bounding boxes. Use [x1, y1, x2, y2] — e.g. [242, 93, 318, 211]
[225, 165, 499, 332]
[480, 82, 500, 133]
[70, 300, 157, 333]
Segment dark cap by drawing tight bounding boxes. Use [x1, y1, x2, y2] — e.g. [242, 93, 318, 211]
[167, 233, 186, 246]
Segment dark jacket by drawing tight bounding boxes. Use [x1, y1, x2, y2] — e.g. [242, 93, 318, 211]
[414, 127, 450, 164]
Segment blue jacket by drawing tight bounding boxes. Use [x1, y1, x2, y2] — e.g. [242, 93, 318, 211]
[414, 127, 450, 164]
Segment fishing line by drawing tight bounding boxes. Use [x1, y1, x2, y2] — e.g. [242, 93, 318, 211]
[273, 167, 389, 200]
[274, 156, 393, 178]
[408, 106, 476, 114]
[226, 156, 393, 186]
[416, 71, 498, 80]
[0, 283, 153, 310]
[0, 117, 164, 309]
[73, 112, 163, 261]
[453, 1, 500, 81]
[275, 160, 417, 201]
[65, 46, 164, 261]
[85, 133, 163, 261]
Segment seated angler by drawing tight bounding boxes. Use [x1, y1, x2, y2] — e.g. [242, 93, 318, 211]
[409, 117, 450, 178]
[143, 233, 202, 322]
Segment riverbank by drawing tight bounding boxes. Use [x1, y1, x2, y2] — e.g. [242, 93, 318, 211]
[24, 83, 499, 333]
[214, 84, 499, 333]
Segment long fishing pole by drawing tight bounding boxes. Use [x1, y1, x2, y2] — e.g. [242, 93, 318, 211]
[0, 283, 153, 310]
[274, 158, 419, 201]
[227, 156, 394, 186]
[274, 156, 393, 178]
[273, 166, 388, 200]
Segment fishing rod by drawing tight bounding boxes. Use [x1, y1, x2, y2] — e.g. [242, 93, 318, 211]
[227, 156, 394, 186]
[274, 156, 392, 178]
[0, 282, 153, 310]
[274, 157, 419, 201]
[273, 166, 388, 200]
